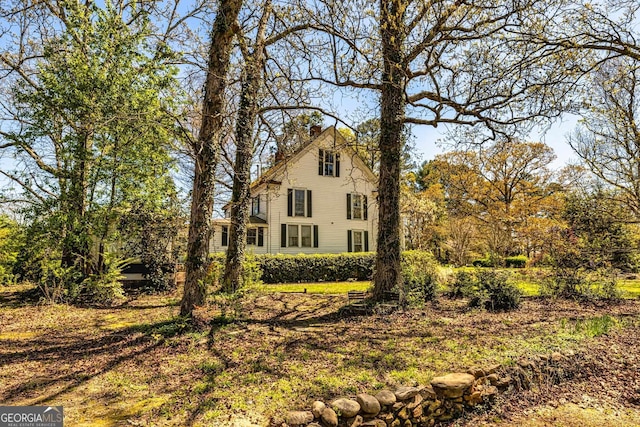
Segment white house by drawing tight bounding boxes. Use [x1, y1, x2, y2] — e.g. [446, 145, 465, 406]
[211, 126, 378, 254]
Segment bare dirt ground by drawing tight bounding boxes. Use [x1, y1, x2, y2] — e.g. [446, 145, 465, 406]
[0, 284, 639, 426]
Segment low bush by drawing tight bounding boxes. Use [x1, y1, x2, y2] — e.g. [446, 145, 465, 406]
[505, 255, 528, 268]
[468, 270, 522, 311]
[401, 251, 439, 304]
[472, 257, 494, 268]
[208, 253, 263, 290]
[446, 270, 476, 299]
[541, 268, 620, 301]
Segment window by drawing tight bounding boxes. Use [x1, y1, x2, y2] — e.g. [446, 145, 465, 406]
[347, 229, 369, 252]
[353, 230, 363, 252]
[287, 188, 312, 217]
[318, 149, 340, 177]
[221, 225, 228, 246]
[301, 225, 312, 247]
[251, 197, 260, 216]
[288, 224, 299, 247]
[247, 228, 257, 245]
[294, 190, 305, 216]
[281, 224, 319, 248]
[347, 193, 368, 220]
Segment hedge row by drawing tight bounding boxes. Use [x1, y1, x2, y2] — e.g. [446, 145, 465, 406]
[210, 251, 437, 284]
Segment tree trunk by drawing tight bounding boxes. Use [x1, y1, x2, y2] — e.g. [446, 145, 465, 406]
[373, 0, 406, 302]
[222, 2, 271, 293]
[181, 0, 243, 316]
[62, 131, 91, 277]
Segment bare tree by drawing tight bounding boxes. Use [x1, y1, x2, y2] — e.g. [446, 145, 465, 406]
[568, 58, 640, 217]
[289, 0, 577, 300]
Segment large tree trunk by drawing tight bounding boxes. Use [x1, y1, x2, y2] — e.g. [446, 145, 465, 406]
[373, 0, 406, 302]
[222, 2, 271, 293]
[181, 0, 243, 316]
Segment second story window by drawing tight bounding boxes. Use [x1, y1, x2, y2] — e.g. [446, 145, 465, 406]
[251, 196, 260, 216]
[318, 149, 340, 177]
[347, 193, 368, 220]
[287, 188, 312, 217]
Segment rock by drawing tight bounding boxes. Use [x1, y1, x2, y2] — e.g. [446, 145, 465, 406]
[412, 404, 423, 418]
[346, 415, 363, 427]
[308, 424, 322, 427]
[551, 352, 564, 362]
[312, 401, 326, 418]
[391, 419, 401, 427]
[403, 420, 413, 427]
[419, 385, 437, 400]
[375, 389, 397, 406]
[381, 412, 395, 425]
[361, 420, 386, 427]
[486, 373, 500, 385]
[286, 410, 314, 426]
[496, 376, 512, 388]
[357, 393, 381, 415]
[485, 364, 501, 375]
[431, 373, 475, 399]
[392, 402, 404, 412]
[332, 398, 361, 418]
[397, 406, 410, 420]
[465, 391, 483, 406]
[426, 400, 441, 415]
[321, 407, 339, 427]
[481, 385, 498, 398]
[467, 367, 485, 379]
[406, 394, 423, 410]
[395, 386, 420, 401]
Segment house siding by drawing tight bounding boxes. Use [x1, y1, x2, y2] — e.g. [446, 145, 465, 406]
[210, 129, 378, 255]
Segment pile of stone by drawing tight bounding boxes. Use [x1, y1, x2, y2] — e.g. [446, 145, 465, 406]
[282, 367, 512, 427]
[279, 351, 580, 427]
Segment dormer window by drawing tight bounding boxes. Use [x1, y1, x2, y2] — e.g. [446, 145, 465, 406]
[318, 149, 340, 177]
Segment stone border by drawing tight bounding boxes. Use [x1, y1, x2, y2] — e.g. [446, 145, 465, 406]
[278, 351, 578, 427]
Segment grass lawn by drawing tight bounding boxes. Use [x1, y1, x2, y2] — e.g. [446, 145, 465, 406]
[262, 281, 370, 294]
[261, 270, 640, 300]
[1, 282, 639, 426]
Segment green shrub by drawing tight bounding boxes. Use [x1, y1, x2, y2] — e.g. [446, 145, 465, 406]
[541, 268, 620, 301]
[446, 270, 477, 299]
[82, 255, 126, 305]
[472, 258, 492, 267]
[401, 251, 438, 304]
[253, 252, 375, 284]
[468, 270, 521, 311]
[505, 255, 528, 268]
[207, 254, 263, 290]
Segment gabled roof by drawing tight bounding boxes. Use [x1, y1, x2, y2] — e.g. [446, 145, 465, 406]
[250, 126, 377, 195]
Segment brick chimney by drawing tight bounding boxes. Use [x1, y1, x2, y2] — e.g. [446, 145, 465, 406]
[310, 125, 322, 139]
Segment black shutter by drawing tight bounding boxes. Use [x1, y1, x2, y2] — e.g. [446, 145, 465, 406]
[363, 195, 368, 220]
[313, 225, 319, 248]
[307, 190, 312, 217]
[336, 153, 340, 177]
[287, 189, 293, 216]
[318, 149, 324, 175]
[346, 193, 352, 219]
[281, 224, 287, 247]
[364, 231, 369, 252]
[258, 227, 264, 247]
[347, 230, 352, 252]
[222, 225, 228, 246]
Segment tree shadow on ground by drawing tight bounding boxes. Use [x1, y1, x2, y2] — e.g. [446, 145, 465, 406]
[0, 318, 190, 405]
